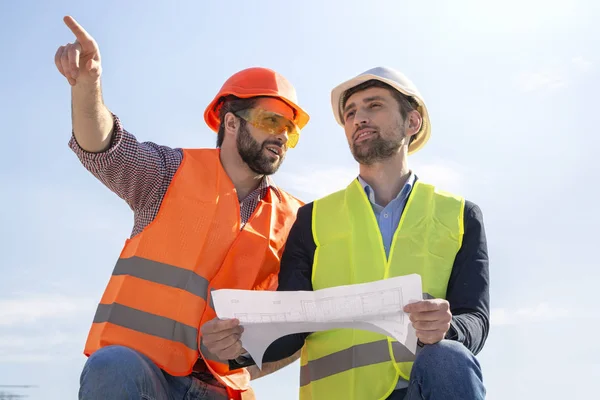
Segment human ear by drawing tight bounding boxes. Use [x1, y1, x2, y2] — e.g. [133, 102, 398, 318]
[224, 112, 239, 137]
[406, 110, 422, 137]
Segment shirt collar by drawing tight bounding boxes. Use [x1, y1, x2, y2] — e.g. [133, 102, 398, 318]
[357, 171, 416, 207]
[262, 175, 282, 202]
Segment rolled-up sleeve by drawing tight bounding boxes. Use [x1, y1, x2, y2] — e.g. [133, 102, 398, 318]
[68, 114, 183, 213]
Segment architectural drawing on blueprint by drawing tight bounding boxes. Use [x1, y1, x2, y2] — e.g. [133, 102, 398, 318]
[301, 288, 403, 322]
[233, 288, 403, 324]
[212, 274, 423, 369]
[233, 313, 287, 323]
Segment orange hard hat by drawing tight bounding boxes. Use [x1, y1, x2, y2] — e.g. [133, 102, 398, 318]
[204, 67, 310, 133]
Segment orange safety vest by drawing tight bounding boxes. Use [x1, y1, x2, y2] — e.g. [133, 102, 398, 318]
[83, 148, 303, 399]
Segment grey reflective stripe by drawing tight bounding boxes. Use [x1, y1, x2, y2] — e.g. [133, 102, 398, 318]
[113, 256, 209, 300]
[94, 303, 198, 351]
[300, 340, 417, 386]
[300, 294, 437, 386]
[199, 339, 222, 362]
[391, 341, 417, 363]
[300, 340, 388, 386]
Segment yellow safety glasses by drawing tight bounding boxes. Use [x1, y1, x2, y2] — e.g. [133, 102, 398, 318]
[235, 108, 300, 148]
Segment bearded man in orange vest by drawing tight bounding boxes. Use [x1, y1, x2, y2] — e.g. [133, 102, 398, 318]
[55, 16, 309, 400]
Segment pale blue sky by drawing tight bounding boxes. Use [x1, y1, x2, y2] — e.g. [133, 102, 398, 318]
[0, 0, 598, 399]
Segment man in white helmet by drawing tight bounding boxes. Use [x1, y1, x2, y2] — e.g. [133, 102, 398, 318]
[209, 67, 490, 400]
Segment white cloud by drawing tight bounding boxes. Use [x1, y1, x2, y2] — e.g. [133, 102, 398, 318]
[0, 331, 86, 363]
[0, 295, 96, 327]
[411, 161, 464, 192]
[280, 161, 465, 201]
[0, 354, 54, 363]
[0, 332, 73, 351]
[278, 166, 358, 200]
[0, 296, 92, 364]
[516, 56, 593, 93]
[491, 302, 570, 326]
[572, 56, 592, 73]
[517, 70, 567, 93]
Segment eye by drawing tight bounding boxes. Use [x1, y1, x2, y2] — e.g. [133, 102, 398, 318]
[369, 103, 382, 109]
[345, 110, 355, 119]
[262, 116, 278, 125]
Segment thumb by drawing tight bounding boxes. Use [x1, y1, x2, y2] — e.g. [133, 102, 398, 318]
[86, 59, 102, 79]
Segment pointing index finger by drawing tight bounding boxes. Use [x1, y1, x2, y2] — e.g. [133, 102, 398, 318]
[63, 16, 95, 45]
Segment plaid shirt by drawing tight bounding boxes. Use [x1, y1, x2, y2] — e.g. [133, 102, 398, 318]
[68, 114, 280, 237]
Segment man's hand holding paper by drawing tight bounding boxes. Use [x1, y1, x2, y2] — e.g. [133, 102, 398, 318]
[212, 274, 424, 369]
[200, 318, 246, 361]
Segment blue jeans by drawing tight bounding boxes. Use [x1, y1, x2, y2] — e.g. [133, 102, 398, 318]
[79, 345, 229, 400]
[387, 340, 485, 400]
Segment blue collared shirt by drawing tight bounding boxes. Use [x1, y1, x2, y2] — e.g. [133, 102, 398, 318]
[357, 172, 416, 257]
[358, 172, 416, 390]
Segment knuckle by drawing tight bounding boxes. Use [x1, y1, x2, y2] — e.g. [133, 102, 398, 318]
[226, 335, 237, 347]
[223, 348, 235, 360]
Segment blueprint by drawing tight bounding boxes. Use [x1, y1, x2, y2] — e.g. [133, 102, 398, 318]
[211, 274, 423, 369]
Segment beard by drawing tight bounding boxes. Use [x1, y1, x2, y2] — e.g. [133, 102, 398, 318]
[350, 125, 406, 165]
[237, 124, 285, 175]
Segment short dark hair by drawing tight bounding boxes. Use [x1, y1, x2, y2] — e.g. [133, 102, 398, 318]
[215, 95, 259, 147]
[342, 80, 420, 144]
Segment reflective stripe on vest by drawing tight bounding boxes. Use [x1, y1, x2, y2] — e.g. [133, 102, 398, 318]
[84, 148, 303, 390]
[113, 256, 209, 299]
[300, 180, 464, 400]
[90, 256, 209, 352]
[298, 292, 430, 387]
[300, 339, 416, 387]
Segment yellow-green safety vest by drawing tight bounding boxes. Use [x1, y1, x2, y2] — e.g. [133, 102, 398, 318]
[299, 179, 465, 400]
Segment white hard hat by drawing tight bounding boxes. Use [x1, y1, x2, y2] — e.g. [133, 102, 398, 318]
[331, 66, 431, 155]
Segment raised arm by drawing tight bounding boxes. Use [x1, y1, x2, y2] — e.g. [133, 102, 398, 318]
[55, 16, 182, 214]
[55, 16, 112, 153]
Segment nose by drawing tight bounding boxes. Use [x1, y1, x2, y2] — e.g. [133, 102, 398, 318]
[352, 108, 370, 127]
[275, 131, 289, 146]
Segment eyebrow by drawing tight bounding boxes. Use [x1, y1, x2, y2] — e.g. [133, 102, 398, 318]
[343, 96, 387, 114]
